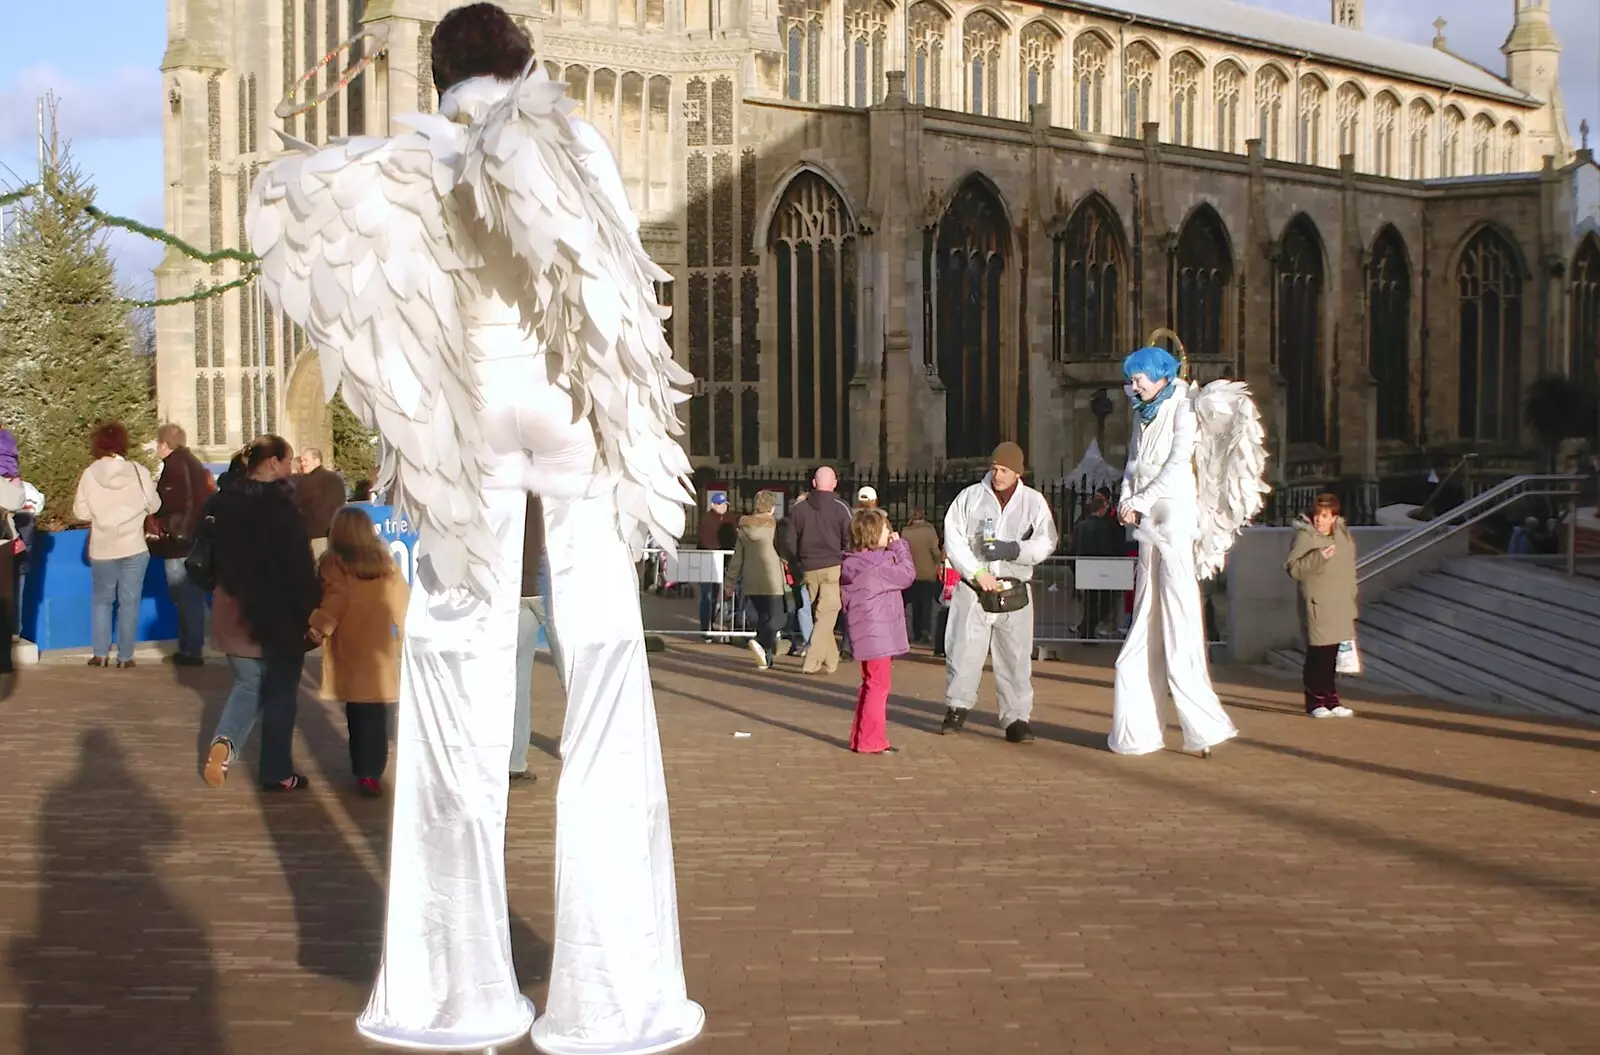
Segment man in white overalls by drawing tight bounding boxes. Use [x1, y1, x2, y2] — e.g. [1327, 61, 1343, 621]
[940, 443, 1060, 743]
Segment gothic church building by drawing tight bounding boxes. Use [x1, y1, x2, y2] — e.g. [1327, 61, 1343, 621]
[158, 0, 1600, 487]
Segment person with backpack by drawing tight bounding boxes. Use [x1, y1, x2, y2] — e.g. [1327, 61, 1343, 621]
[150, 424, 216, 666]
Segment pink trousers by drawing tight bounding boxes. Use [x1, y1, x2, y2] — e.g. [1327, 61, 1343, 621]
[850, 657, 893, 753]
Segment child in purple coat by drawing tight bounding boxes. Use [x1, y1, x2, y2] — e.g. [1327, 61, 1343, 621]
[840, 507, 918, 754]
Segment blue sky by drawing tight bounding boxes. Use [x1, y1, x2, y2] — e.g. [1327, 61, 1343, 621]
[2, 0, 1596, 297]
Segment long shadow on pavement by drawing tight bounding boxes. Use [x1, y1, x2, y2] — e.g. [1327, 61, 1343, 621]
[7, 729, 227, 1055]
[1218, 691, 1600, 752]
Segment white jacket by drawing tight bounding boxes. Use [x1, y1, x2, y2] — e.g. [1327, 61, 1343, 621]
[943, 473, 1059, 583]
[1120, 380, 1200, 522]
[72, 456, 161, 560]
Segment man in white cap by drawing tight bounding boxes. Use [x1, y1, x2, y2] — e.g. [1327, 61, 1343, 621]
[856, 485, 878, 508]
[940, 442, 1059, 743]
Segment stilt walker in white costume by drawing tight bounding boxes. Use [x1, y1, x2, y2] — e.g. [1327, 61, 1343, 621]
[1109, 344, 1269, 757]
[247, 6, 705, 1053]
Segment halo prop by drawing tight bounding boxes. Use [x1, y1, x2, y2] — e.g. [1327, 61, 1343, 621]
[275, 22, 392, 120]
[1146, 327, 1189, 380]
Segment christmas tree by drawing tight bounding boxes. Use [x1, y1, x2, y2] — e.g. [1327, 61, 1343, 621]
[0, 145, 157, 528]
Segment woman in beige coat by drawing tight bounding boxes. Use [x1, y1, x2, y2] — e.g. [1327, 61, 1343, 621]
[724, 490, 788, 669]
[1284, 492, 1358, 718]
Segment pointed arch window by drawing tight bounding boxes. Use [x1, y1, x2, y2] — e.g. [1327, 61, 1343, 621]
[347, 0, 367, 135]
[1571, 238, 1600, 398]
[1052, 196, 1123, 362]
[781, 0, 824, 102]
[1456, 228, 1523, 440]
[1373, 91, 1399, 176]
[1124, 42, 1156, 137]
[1170, 53, 1201, 147]
[1336, 83, 1363, 164]
[1368, 228, 1412, 442]
[1175, 206, 1233, 362]
[845, 0, 891, 107]
[1073, 32, 1108, 133]
[963, 12, 1004, 117]
[1441, 106, 1464, 177]
[1471, 113, 1495, 174]
[1278, 217, 1326, 446]
[909, 2, 948, 109]
[1256, 65, 1287, 159]
[1407, 99, 1433, 178]
[1298, 75, 1326, 165]
[1020, 22, 1059, 122]
[931, 180, 1016, 457]
[1214, 61, 1242, 153]
[771, 172, 858, 461]
[1501, 121, 1522, 172]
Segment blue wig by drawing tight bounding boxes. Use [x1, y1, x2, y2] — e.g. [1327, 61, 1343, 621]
[1122, 346, 1180, 383]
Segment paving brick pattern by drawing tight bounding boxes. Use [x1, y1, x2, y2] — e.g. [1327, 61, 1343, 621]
[0, 645, 1597, 1055]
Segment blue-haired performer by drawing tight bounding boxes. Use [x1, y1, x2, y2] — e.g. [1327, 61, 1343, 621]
[1110, 347, 1240, 756]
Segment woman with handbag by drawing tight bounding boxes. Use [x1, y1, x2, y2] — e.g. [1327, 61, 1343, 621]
[723, 490, 789, 669]
[200, 436, 321, 791]
[71, 422, 162, 668]
[1285, 492, 1359, 719]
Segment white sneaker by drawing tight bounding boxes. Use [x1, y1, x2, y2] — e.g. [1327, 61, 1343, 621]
[1310, 706, 1334, 719]
[747, 639, 767, 668]
[1330, 705, 1355, 718]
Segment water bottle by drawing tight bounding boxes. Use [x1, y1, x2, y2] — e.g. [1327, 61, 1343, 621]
[978, 516, 997, 573]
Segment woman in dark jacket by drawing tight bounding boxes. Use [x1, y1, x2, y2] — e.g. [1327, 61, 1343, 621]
[200, 436, 321, 790]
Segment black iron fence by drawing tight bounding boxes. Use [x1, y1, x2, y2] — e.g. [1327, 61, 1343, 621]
[685, 466, 1381, 550]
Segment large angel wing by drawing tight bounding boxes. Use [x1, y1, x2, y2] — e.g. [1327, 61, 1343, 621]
[456, 70, 695, 556]
[247, 119, 500, 595]
[1191, 380, 1271, 580]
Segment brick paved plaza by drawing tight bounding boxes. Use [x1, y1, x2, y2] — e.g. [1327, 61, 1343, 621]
[0, 644, 1597, 1055]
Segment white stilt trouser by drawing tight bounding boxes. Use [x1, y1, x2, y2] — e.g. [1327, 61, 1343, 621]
[1110, 524, 1238, 755]
[944, 583, 1035, 726]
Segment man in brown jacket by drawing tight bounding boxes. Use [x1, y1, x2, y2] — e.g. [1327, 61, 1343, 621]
[900, 508, 943, 644]
[150, 424, 215, 665]
[294, 448, 347, 558]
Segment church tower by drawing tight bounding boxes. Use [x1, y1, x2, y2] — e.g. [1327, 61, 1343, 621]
[1502, 0, 1574, 162]
[1331, 0, 1362, 30]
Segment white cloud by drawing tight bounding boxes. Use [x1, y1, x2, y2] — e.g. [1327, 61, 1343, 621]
[0, 63, 162, 152]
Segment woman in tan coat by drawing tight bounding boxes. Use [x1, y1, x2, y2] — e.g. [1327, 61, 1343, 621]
[1284, 492, 1358, 719]
[724, 490, 788, 669]
[308, 506, 410, 796]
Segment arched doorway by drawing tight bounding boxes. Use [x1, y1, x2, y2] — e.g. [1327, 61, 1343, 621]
[284, 351, 333, 463]
[932, 176, 1018, 459]
[1456, 227, 1524, 441]
[1277, 215, 1326, 446]
[1368, 226, 1412, 442]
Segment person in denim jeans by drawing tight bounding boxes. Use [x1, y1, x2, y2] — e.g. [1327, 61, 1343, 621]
[200, 436, 320, 792]
[71, 422, 161, 667]
[150, 424, 215, 664]
[511, 497, 561, 780]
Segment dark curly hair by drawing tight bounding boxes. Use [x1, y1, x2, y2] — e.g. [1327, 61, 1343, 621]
[90, 421, 130, 459]
[431, 3, 534, 95]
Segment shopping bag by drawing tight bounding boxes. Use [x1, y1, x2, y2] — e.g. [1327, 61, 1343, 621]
[1336, 639, 1362, 675]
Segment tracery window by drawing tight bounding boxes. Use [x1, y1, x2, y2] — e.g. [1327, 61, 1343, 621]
[1298, 75, 1326, 166]
[1124, 42, 1157, 137]
[1502, 121, 1522, 172]
[770, 172, 858, 461]
[1073, 32, 1108, 133]
[1441, 106, 1464, 177]
[844, 0, 891, 107]
[1457, 227, 1524, 440]
[1175, 205, 1233, 361]
[1256, 65, 1287, 159]
[781, 0, 823, 103]
[931, 179, 1017, 457]
[1407, 99, 1433, 179]
[963, 11, 1003, 117]
[1214, 61, 1242, 153]
[1471, 113, 1495, 175]
[909, 2, 948, 109]
[1170, 52, 1201, 147]
[347, 0, 367, 136]
[1052, 195, 1123, 361]
[1020, 22, 1060, 121]
[1368, 227, 1412, 442]
[1571, 238, 1600, 397]
[1373, 91, 1399, 176]
[1277, 215, 1325, 446]
[1336, 82, 1363, 164]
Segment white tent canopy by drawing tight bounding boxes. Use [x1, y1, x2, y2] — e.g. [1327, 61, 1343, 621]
[1059, 439, 1122, 493]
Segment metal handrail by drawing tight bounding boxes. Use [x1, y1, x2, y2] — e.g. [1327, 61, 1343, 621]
[1357, 473, 1585, 584]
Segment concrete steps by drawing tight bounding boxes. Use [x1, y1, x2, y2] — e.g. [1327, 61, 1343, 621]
[1267, 558, 1600, 722]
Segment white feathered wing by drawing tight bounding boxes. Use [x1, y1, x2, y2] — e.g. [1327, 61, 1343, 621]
[247, 118, 500, 595]
[456, 71, 695, 557]
[1190, 380, 1271, 580]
